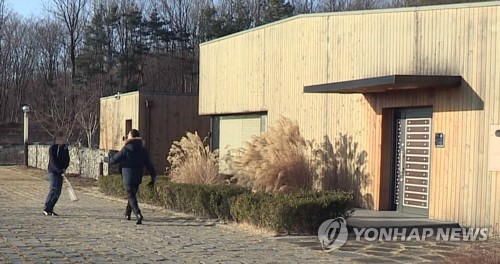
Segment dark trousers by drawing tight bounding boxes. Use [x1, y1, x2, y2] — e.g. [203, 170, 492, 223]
[125, 184, 141, 216]
[44, 173, 63, 212]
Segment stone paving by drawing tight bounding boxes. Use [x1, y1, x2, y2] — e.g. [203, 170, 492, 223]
[0, 166, 498, 263]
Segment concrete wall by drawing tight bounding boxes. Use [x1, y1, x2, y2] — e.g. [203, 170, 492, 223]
[28, 144, 118, 179]
[0, 145, 23, 165]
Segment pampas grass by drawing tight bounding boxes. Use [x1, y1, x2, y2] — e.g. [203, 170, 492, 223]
[167, 131, 222, 185]
[232, 116, 313, 193]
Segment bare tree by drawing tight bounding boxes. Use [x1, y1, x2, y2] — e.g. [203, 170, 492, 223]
[75, 89, 99, 147]
[243, 0, 265, 26]
[384, 0, 418, 7]
[0, 0, 10, 123]
[290, 0, 320, 14]
[317, 0, 379, 11]
[318, 0, 349, 11]
[35, 19, 66, 83]
[7, 22, 38, 122]
[28, 17, 78, 140]
[0, 14, 39, 123]
[384, 0, 491, 8]
[347, 0, 378, 10]
[32, 82, 79, 141]
[48, 0, 89, 82]
[158, 0, 197, 49]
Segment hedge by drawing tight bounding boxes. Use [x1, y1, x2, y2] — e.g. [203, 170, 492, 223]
[99, 175, 354, 234]
[98, 175, 249, 219]
[230, 191, 354, 234]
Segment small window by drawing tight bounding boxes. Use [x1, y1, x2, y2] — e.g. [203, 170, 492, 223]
[214, 113, 267, 174]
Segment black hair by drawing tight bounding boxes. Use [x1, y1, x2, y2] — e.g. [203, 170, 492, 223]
[129, 129, 140, 137]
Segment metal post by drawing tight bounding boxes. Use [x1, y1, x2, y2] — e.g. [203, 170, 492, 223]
[22, 105, 30, 167]
[23, 111, 28, 167]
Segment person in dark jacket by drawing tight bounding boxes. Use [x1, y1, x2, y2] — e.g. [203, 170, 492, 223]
[105, 129, 157, 225]
[43, 134, 70, 216]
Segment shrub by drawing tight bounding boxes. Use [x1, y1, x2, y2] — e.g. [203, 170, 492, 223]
[167, 132, 222, 185]
[158, 183, 250, 219]
[99, 174, 249, 219]
[98, 175, 163, 206]
[98, 175, 126, 198]
[99, 174, 355, 234]
[229, 192, 273, 227]
[231, 190, 354, 234]
[232, 116, 313, 193]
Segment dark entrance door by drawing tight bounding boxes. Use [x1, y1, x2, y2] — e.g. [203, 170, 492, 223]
[393, 108, 432, 216]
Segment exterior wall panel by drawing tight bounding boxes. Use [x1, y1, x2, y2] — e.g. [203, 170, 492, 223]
[100, 92, 210, 176]
[139, 93, 210, 174]
[99, 92, 140, 151]
[200, 2, 500, 234]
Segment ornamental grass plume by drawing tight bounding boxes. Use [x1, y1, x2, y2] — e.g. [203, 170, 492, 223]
[166, 131, 222, 185]
[232, 116, 313, 193]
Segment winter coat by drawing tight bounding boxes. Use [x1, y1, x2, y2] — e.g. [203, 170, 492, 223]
[47, 144, 70, 174]
[107, 137, 157, 186]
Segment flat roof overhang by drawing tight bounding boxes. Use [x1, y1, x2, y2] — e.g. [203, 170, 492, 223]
[304, 75, 462, 94]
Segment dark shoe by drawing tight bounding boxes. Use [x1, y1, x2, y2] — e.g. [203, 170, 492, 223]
[136, 214, 143, 225]
[51, 211, 59, 216]
[43, 210, 52, 216]
[124, 212, 131, 220]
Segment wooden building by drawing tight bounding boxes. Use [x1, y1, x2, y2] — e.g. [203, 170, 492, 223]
[100, 91, 210, 174]
[199, 2, 500, 234]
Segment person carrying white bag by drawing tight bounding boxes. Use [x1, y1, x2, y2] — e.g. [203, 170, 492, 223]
[43, 132, 70, 216]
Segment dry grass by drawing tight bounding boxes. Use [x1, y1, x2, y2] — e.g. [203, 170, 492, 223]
[229, 116, 370, 198]
[219, 222, 278, 237]
[166, 131, 223, 185]
[219, 147, 240, 176]
[232, 116, 313, 193]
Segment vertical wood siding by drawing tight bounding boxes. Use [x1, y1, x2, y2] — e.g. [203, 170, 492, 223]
[139, 93, 210, 174]
[199, 3, 500, 234]
[100, 92, 210, 175]
[99, 92, 140, 151]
